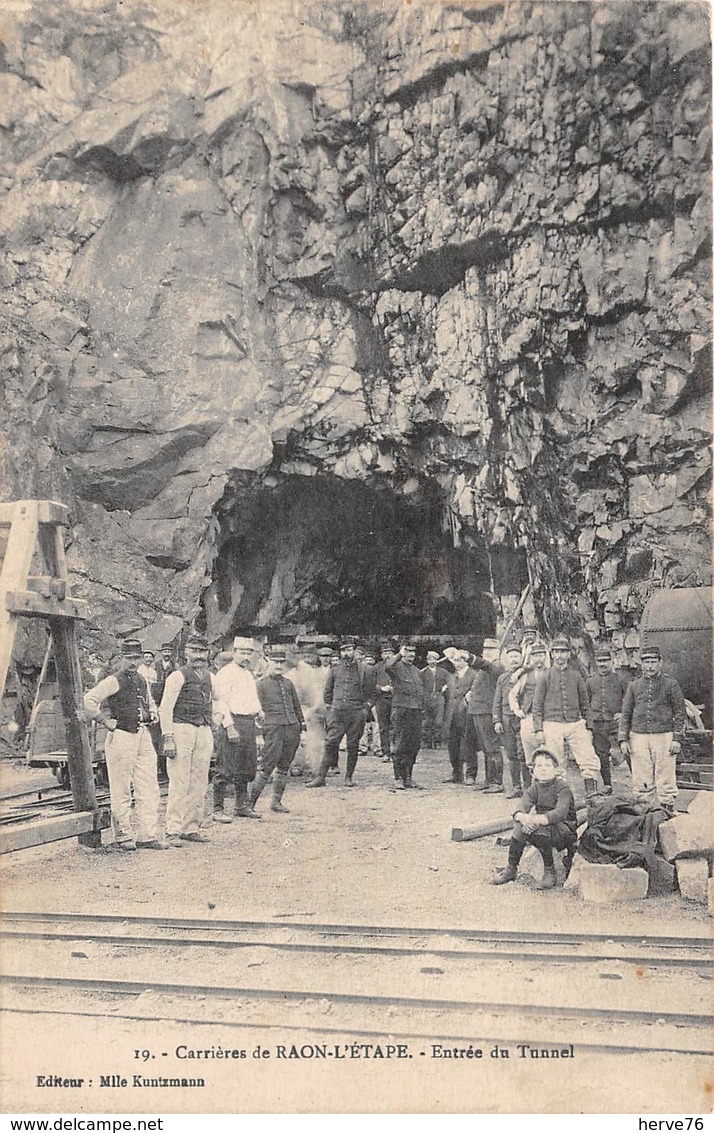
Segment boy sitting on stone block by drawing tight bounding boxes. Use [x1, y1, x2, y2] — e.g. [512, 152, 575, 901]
[491, 748, 578, 889]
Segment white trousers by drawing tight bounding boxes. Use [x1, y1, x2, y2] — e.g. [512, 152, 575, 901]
[630, 731, 677, 806]
[165, 723, 213, 836]
[105, 727, 159, 843]
[519, 714, 540, 766]
[542, 719, 600, 778]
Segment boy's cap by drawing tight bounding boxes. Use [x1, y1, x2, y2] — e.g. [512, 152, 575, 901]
[482, 638, 499, 650]
[640, 645, 662, 661]
[266, 645, 287, 660]
[317, 647, 334, 657]
[505, 643, 522, 656]
[186, 634, 209, 651]
[595, 646, 612, 660]
[233, 636, 254, 650]
[529, 641, 547, 655]
[531, 747, 559, 766]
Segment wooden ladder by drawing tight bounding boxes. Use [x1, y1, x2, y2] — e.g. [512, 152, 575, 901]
[0, 500, 109, 851]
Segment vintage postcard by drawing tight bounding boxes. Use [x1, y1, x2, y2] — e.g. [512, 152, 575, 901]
[0, 0, 711, 1116]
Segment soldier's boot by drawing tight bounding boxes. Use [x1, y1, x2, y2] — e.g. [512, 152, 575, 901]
[248, 771, 270, 811]
[491, 839, 524, 885]
[536, 846, 557, 889]
[235, 782, 261, 819]
[270, 772, 290, 813]
[344, 749, 358, 787]
[213, 783, 233, 823]
[306, 755, 329, 787]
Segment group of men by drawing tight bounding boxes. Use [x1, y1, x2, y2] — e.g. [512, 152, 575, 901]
[82, 626, 687, 851]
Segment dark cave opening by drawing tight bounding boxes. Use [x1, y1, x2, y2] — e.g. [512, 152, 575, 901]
[200, 475, 527, 644]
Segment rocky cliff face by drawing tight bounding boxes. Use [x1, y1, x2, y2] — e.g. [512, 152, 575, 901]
[1, 0, 710, 657]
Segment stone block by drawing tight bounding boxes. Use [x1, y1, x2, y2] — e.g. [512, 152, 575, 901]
[648, 855, 677, 895]
[686, 791, 714, 823]
[519, 844, 568, 884]
[676, 858, 710, 904]
[658, 811, 714, 862]
[709, 877, 714, 916]
[579, 863, 649, 903]
[563, 852, 586, 892]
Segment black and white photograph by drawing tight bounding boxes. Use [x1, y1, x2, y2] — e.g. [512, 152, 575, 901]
[0, 0, 711, 1116]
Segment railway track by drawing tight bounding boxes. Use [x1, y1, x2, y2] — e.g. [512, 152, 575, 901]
[2, 911, 711, 1057]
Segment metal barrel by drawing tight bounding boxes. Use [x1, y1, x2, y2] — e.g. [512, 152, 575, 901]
[640, 587, 713, 720]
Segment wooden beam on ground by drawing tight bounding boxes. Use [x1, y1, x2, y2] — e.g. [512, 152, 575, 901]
[0, 809, 110, 854]
[452, 807, 588, 842]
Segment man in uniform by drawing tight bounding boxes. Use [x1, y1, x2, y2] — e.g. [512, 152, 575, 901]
[212, 636, 264, 820]
[586, 646, 630, 792]
[463, 639, 504, 791]
[493, 642, 530, 798]
[84, 638, 168, 850]
[306, 637, 371, 788]
[445, 649, 475, 783]
[532, 635, 600, 796]
[138, 650, 157, 685]
[372, 642, 396, 764]
[420, 650, 449, 748]
[249, 646, 306, 813]
[159, 634, 214, 845]
[509, 639, 548, 770]
[384, 641, 425, 789]
[618, 645, 686, 815]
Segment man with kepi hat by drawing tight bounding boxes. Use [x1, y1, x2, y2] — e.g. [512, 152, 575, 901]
[618, 644, 686, 815]
[249, 646, 306, 813]
[306, 636, 372, 788]
[586, 645, 631, 791]
[383, 640, 425, 789]
[212, 636, 264, 819]
[84, 638, 168, 850]
[420, 650, 449, 749]
[159, 634, 215, 845]
[532, 635, 600, 796]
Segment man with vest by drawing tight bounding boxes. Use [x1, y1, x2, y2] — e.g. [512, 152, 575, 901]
[306, 637, 371, 788]
[159, 634, 215, 845]
[585, 645, 630, 791]
[532, 635, 600, 796]
[420, 650, 449, 748]
[212, 636, 264, 820]
[384, 641, 425, 789]
[463, 639, 504, 792]
[84, 637, 168, 851]
[249, 646, 306, 813]
[618, 644, 686, 815]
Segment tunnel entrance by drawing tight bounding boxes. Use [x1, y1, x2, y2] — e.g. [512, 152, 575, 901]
[201, 475, 527, 644]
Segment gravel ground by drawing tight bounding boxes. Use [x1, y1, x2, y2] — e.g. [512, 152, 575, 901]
[1, 749, 712, 1113]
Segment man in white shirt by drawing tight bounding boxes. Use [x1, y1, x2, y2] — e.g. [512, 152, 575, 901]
[211, 636, 264, 820]
[83, 637, 168, 851]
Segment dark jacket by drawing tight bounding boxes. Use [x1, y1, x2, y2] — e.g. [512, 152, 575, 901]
[466, 659, 503, 715]
[618, 673, 687, 740]
[420, 666, 448, 700]
[257, 673, 305, 727]
[323, 660, 371, 710]
[532, 666, 592, 732]
[516, 778, 577, 832]
[586, 669, 630, 722]
[384, 654, 425, 710]
[492, 670, 520, 725]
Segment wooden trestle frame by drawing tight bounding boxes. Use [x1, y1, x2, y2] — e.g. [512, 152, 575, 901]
[0, 500, 109, 852]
